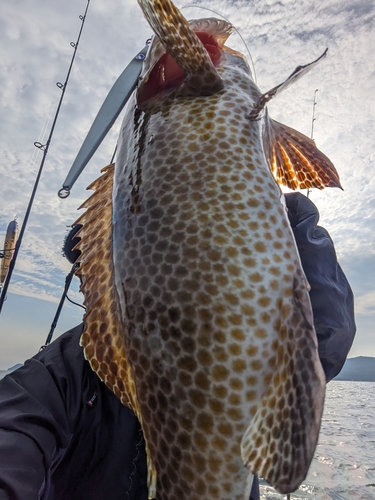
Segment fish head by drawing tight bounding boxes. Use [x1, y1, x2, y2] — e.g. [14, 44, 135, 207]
[137, 17, 254, 107]
[136, 0, 341, 189]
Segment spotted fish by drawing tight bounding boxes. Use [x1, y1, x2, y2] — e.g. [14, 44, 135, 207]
[73, 0, 341, 497]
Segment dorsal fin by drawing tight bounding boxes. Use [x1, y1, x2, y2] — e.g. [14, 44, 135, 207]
[137, 0, 223, 94]
[262, 113, 342, 190]
[73, 164, 140, 411]
[73, 163, 157, 497]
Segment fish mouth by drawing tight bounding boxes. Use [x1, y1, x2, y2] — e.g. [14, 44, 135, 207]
[137, 17, 246, 105]
[138, 29, 220, 104]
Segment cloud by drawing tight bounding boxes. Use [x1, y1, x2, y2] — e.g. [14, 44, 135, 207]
[0, 0, 374, 365]
[355, 290, 375, 315]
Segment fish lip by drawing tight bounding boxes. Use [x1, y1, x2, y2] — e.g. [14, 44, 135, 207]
[137, 16, 237, 106]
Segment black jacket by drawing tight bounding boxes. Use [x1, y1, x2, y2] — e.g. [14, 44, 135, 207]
[0, 326, 148, 500]
[287, 193, 356, 381]
[0, 193, 355, 500]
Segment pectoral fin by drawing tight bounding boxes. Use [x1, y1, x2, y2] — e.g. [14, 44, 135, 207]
[249, 49, 328, 119]
[262, 113, 342, 189]
[241, 275, 326, 494]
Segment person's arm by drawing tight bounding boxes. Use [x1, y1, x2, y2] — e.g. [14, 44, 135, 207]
[285, 192, 356, 382]
[0, 325, 85, 500]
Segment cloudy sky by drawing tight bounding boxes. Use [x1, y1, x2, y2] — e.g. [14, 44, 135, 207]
[0, 0, 374, 369]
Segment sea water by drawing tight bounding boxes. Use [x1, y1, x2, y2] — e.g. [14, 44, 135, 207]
[261, 381, 375, 500]
[1, 370, 374, 499]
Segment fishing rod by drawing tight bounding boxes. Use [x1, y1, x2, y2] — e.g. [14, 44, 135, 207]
[307, 89, 318, 199]
[0, 0, 91, 313]
[310, 89, 318, 141]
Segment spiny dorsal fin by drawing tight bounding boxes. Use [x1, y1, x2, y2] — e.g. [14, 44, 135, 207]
[262, 113, 342, 190]
[249, 49, 328, 119]
[241, 273, 326, 494]
[73, 164, 140, 412]
[137, 0, 223, 93]
[73, 163, 157, 497]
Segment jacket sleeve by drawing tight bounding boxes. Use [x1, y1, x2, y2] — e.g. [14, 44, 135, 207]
[285, 192, 356, 382]
[0, 324, 85, 500]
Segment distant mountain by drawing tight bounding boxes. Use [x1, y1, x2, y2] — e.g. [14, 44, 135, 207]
[0, 364, 23, 381]
[2, 361, 374, 382]
[334, 356, 375, 382]
[8, 363, 23, 371]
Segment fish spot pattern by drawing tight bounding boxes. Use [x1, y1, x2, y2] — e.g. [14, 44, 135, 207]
[77, 8, 326, 500]
[111, 45, 326, 497]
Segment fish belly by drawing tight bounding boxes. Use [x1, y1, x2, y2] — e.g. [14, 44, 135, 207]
[113, 79, 314, 499]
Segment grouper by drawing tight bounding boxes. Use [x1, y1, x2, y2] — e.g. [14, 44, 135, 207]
[73, 0, 342, 497]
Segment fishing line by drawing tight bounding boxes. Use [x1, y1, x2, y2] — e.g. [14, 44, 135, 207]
[182, 3, 257, 83]
[35, 102, 55, 157]
[66, 294, 86, 310]
[26, 101, 55, 179]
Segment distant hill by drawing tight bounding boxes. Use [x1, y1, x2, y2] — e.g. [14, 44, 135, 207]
[334, 356, 375, 382]
[8, 363, 23, 371]
[2, 361, 374, 382]
[0, 364, 23, 380]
